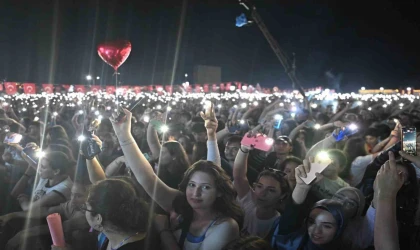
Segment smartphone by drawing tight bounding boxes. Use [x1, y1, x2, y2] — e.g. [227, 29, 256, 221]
[299, 157, 333, 185]
[402, 127, 417, 160]
[4, 133, 23, 144]
[241, 133, 274, 152]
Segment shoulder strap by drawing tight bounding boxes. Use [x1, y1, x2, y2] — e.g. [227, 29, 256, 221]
[178, 220, 191, 249]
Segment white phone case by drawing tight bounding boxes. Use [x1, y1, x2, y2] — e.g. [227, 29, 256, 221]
[299, 159, 332, 185]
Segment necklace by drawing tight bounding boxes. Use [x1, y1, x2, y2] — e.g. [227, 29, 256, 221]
[110, 232, 139, 250]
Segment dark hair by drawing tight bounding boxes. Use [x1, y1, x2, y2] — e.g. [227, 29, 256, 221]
[88, 179, 149, 232]
[178, 134, 193, 154]
[364, 128, 379, 138]
[327, 149, 347, 171]
[47, 125, 70, 145]
[256, 170, 291, 195]
[226, 135, 242, 145]
[180, 111, 192, 121]
[43, 151, 74, 175]
[222, 236, 273, 250]
[174, 160, 243, 228]
[278, 156, 303, 172]
[374, 124, 391, 140]
[309, 199, 348, 240]
[161, 141, 190, 175]
[191, 123, 206, 133]
[342, 138, 367, 180]
[192, 142, 207, 163]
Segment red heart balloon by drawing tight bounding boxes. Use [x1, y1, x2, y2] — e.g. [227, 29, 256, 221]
[97, 40, 132, 71]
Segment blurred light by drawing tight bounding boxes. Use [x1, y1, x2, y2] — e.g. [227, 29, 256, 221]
[311, 103, 318, 109]
[380, 87, 384, 91]
[253, 101, 258, 106]
[314, 124, 321, 130]
[279, 103, 284, 107]
[143, 116, 150, 123]
[185, 73, 188, 77]
[156, 105, 162, 109]
[77, 135, 86, 141]
[34, 116, 39, 122]
[368, 107, 372, 111]
[160, 125, 169, 133]
[86, 75, 92, 80]
[36, 151, 46, 158]
[291, 106, 297, 112]
[217, 104, 222, 108]
[361, 87, 365, 90]
[241, 103, 247, 108]
[239, 119, 245, 124]
[94, 110, 100, 115]
[291, 112, 296, 118]
[230, 86, 236, 91]
[357, 101, 363, 106]
[265, 138, 274, 145]
[96, 76, 100, 80]
[97, 115, 103, 120]
[52, 111, 58, 116]
[348, 123, 358, 131]
[274, 114, 283, 120]
[317, 151, 329, 161]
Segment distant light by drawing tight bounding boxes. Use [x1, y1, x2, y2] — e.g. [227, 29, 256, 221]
[79, 110, 84, 114]
[86, 75, 92, 80]
[78, 135, 86, 141]
[314, 124, 321, 130]
[380, 87, 384, 91]
[311, 103, 318, 109]
[357, 101, 363, 106]
[217, 104, 222, 108]
[230, 86, 236, 91]
[239, 120, 245, 124]
[97, 115, 103, 120]
[96, 76, 100, 80]
[241, 103, 247, 108]
[34, 116, 39, 122]
[361, 87, 365, 90]
[368, 107, 372, 111]
[185, 73, 188, 78]
[94, 110, 100, 115]
[253, 101, 258, 106]
[143, 116, 150, 123]
[52, 111, 58, 116]
[407, 87, 412, 91]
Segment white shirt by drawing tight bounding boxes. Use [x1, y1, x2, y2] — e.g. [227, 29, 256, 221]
[32, 177, 73, 202]
[350, 155, 373, 187]
[237, 190, 280, 238]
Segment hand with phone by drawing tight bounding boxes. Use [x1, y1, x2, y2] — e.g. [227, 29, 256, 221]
[241, 132, 274, 152]
[292, 158, 326, 204]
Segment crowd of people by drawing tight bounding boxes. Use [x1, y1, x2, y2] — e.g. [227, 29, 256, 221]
[0, 89, 419, 250]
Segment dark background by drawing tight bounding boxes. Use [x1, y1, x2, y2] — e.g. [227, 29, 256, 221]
[0, 0, 419, 92]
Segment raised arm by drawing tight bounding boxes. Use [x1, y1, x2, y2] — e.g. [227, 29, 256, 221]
[104, 155, 126, 177]
[374, 152, 403, 250]
[201, 103, 221, 167]
[110, 109, 180, 212]
[233, 144, 251, 199]
[147, 123, 162, 160]
[83, 135, 106, 184]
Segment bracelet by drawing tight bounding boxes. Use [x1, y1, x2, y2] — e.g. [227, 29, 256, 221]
[159, 228, 173, 236]
[240, 147, 249, 154]
[119, 139, 136, 147]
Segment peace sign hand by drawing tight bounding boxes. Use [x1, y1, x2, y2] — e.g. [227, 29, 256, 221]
[200, 102, 218, 135]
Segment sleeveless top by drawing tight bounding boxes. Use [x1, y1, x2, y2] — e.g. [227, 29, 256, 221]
[177, 217, 219, 250]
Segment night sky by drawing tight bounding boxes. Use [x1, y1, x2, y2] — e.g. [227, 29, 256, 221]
[0, 0, 419, 92]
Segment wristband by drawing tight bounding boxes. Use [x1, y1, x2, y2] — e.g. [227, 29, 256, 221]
[240, 147, 249, 154]
[119, 139, 136, 146]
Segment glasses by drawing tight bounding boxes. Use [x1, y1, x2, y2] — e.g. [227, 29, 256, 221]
[332, 194, 358, 209]
[79, 203, 95, 213]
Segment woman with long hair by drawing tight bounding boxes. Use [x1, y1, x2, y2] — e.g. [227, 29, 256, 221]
[45, 125, 71, 148]
[146, 114, 191, 189]
[110, 104, 242, 250]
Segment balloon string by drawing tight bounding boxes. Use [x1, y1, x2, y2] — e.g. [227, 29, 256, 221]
[115, 69, 118, 109]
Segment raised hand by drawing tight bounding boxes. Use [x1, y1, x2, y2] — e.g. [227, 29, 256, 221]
[375, 151, 405, 200]
[295, 158, 324, 187]
[110, 108, 132, 142]
[200, 102, 218, 135]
